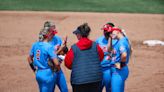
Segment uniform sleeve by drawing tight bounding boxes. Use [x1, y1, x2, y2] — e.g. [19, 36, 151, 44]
[29, 43, 35, 56]
[48, 46, 57, 59]
[64, 48, 74, 69]
[119, 43, 127, 54]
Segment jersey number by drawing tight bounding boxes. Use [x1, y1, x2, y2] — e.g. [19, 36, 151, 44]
[36, 50, 41, 60]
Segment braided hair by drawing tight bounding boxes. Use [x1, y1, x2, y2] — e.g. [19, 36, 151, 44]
[39, 21, 56, 41]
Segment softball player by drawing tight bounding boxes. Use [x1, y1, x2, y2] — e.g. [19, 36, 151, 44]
[50, 36, 68, 92]
[44, 21, 68, 92]
[27, 23, 60, 92]
[96, 22, 116, 92]
[110, 27, 131, 92]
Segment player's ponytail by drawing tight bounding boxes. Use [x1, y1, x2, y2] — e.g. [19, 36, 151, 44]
[39, 21, 57, 41]
[119, 28, 133, 57]
[38, 27, 49, 41]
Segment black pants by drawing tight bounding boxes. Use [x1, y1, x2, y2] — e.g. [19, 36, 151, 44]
[72, 81, 101, 92]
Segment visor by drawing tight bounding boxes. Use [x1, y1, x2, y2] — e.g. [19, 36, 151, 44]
[73, 29, 81, 34]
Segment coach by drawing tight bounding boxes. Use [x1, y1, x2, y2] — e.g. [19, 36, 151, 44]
[64, 23, 104, 92]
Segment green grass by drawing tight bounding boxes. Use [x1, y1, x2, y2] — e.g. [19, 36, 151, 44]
[0, 0, 164, 14]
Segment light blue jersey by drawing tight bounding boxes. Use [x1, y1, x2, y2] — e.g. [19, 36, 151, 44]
[49, 35, 62, 51]
[49, 35, 68, 92]
[111, 36, 130, 92]
[30, 41, 57, 69]
[96, 36, 117, 92]
[96, 36, 117, 68]
[49, 35, 63, 63]
[29, 41, 57, 92]
[111, 36, 130, 65]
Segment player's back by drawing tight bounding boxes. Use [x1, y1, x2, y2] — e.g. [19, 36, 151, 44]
[32, 41, 54, 69]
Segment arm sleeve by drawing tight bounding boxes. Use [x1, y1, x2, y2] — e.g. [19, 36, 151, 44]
[64, 48, 74, 69]
[119, 43, 127, 54]
[97, 45, 104, 62]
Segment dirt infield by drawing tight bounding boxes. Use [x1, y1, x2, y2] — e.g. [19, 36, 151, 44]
[0, 11, 164, 92]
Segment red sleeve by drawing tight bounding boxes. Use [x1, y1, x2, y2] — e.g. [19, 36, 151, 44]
[64, 48, 74, 69]
[97, 45, 104, 62]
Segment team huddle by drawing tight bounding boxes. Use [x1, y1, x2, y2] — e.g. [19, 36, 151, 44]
[27, 21, 132, 92]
